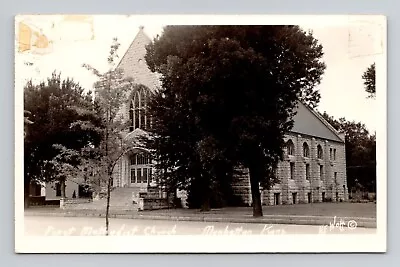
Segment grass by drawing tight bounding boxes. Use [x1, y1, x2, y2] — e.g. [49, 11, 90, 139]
[26, 202, 376, 219]
[140, 202, 377, 218]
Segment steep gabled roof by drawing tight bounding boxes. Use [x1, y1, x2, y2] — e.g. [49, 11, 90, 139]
[291, 101, 345, 143]
[118, 28, 344, 144]
[115, 26, 161, 92]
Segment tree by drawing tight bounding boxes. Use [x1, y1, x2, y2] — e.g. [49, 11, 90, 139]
[145, 26, 326, 216]
[362, 63, 376, 98]
[82, 38, 136, 235]
[24, 73, 101, 208]
[24, 110, 33, 137]
[145, 86, 235, 210]
[320, 112, 376, 193]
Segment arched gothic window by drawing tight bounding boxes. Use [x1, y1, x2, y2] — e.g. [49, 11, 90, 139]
[129, 87, 151, 131]
[317, 145, 323, 159]
[286, 140, 295, 156]
[303, 142, 310, 158]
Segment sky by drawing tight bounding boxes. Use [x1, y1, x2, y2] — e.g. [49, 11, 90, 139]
[15, 15, 385, 133]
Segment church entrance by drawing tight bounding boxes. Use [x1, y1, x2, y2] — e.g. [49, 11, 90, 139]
[129, 152, 153, 187]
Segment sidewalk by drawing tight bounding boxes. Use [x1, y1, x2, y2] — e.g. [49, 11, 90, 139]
[24, 203, 377, 228]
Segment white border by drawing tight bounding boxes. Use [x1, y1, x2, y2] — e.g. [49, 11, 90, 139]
[15, 15, 387, 253]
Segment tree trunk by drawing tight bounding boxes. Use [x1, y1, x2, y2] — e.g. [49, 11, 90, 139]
[200, 196, 211, 212]
[24, 181, 30, 209]
[60, 179, 66, 199]
[60, 178, 66, 209]
[248, 165, 263, 217]
[105, 173, 112, 236]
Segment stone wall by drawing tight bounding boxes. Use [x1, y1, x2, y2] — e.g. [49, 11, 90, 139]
[137, 198, 170, 211]
[231, 167, 252, 206]
[232, 132, 348, 206]
[134, 185, 170, 211]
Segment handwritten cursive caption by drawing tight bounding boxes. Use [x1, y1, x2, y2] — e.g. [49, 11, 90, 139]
[318, 216, 358, 234]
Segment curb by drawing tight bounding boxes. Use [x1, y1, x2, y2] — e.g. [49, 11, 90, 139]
[24, 211, 377, 228]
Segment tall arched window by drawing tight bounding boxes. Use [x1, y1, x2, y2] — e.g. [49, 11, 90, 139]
[286, 140, 295, 156]
[140, 90, 147, 129]
[317, 145, 323, 159]
[134, 91, 140, 129]
[129, 87, 150, 131]
[129, 101, 134, 131]
[303, 142, 310, 158]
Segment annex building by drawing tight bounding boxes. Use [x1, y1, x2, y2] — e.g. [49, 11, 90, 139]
[46, 27, 349, 208]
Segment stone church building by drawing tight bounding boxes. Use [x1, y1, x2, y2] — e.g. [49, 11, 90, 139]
[46, 27, 348, 207]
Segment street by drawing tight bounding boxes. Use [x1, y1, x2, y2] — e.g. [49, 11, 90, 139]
[24, 215, 377, 236]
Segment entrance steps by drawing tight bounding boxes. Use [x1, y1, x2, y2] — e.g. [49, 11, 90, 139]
[65, 187, 142, 211]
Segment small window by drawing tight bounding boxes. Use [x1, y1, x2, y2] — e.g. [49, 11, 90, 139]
[149, 168, 153, 182]
[286, 140, 295, 156]
[303, 142, 310, 158]
[290, 162, 295, 180]
[130, 169, 136, 183]
[320, 165, 324, 180]
[137, 168, 142, 183]
[330, 148, 333, 160]
[130, 155, 136, 165]
[317, 145, 323, 159]
[305, 164, 310, 180]
[334, 172, 337, 184]
[333, 149, 337, 160]
[143, 168, 148, 184]
[274, 193, 281, 205]
[55, 182, 61, 197]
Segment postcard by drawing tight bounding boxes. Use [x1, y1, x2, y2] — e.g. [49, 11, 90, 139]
[15, 15, 386, 253]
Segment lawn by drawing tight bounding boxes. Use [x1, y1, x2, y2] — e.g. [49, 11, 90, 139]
[25, 202, 377, 219]
[141, 202, 377, 219]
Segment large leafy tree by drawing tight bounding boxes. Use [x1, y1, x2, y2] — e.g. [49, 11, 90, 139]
[362, 63, 376, 98]
[146, 26, 326, 216]
[24, 73, 102, 208]
[321, 112, 376, 192]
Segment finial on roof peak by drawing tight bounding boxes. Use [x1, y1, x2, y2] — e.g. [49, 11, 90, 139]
[139, 25, 144, 30]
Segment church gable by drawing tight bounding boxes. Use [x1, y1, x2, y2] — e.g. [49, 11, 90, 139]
[116, 26, 160, 92]
[291, 102, 344, 143]
[117, 29, 343, 144]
